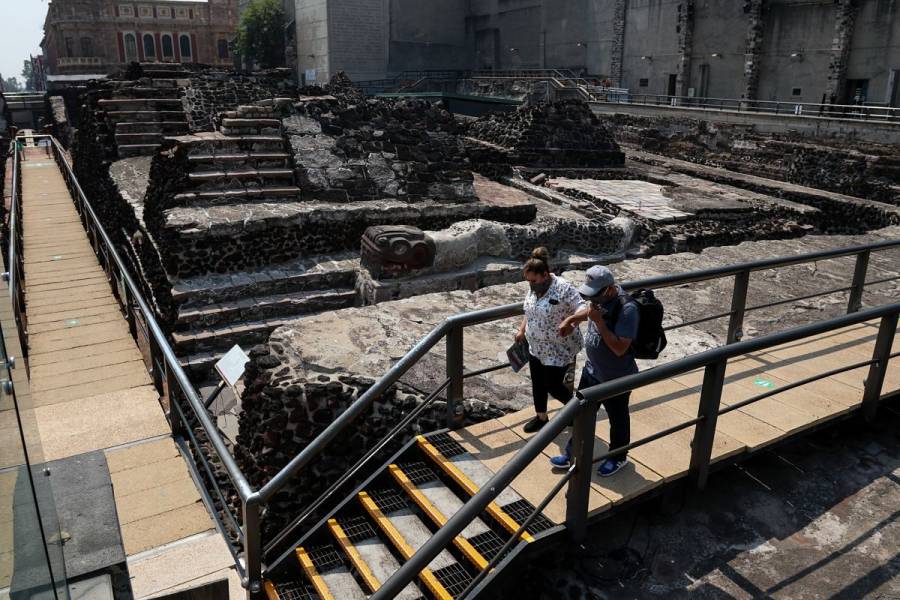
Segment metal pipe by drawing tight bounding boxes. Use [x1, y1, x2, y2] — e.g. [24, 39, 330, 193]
[744, 285, 853, 313]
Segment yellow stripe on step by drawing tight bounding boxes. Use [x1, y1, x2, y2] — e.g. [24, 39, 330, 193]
[389, 464, 490, 571]
[358, 491, 454, 600]
[416, 435, 534, 543]
[295, 547, 335, 600]
[327, 518, 382, 593]
[263, 580, 280, 600]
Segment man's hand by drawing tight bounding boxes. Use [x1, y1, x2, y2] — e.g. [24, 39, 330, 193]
[587, 303, 606, 326]
[558, 318, 576, 337]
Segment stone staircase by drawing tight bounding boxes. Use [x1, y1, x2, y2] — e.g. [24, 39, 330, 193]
[263, 432, 554, 600]
[100, 77, 190, 158]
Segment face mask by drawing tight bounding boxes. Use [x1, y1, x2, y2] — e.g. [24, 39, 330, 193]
[530, 279, 551, 295]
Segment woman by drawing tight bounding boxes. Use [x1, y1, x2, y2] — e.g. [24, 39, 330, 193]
[515, 247, 584, 432]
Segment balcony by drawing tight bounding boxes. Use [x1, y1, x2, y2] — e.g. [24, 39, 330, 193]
[57, 56, 104, 67]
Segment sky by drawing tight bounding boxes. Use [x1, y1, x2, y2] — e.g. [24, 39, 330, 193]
[0, 0, 49, 85]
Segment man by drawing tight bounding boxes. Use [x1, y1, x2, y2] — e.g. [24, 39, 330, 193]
[551, 265, 639, 477]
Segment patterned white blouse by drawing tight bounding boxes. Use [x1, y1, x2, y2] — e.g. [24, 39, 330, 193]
[524, 275, 585, 367]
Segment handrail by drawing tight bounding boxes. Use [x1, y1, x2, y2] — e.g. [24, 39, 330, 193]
[372, 300, 900, 599]
[5, 137, 28, 369]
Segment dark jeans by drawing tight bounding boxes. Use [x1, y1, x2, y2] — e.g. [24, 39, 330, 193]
[529, 355, 572, 414]
[565, 367, 631, 460]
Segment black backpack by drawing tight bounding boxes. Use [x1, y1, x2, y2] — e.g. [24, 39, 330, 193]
[610, 288, 667, 360]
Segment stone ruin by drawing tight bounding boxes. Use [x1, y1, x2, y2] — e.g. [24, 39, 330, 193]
[65, 67, 900, 540]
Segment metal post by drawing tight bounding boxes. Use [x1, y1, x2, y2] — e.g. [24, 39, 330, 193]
[148, 332, 164, 394]
[445, 325, 464, 429]
[167, 364, 186, 438]
[565, 397, 597, 541]
[122, 283, 137, 339]
[243, 494, 263, 599]
[726, 270, 750, 344]
[847, 250, 870, 314]
[688, 359, 727, 489]
[861, 312, 898, 423]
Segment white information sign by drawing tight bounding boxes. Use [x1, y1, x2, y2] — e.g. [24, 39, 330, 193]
[215, 345, 250, 388]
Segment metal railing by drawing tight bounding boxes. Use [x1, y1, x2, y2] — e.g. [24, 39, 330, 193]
[4, 139, 28, 371]
[10, 134, 900, 597]
[597, 92, 900, 122]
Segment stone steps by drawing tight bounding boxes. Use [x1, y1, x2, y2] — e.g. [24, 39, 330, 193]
[98, 98, 184, 110]
[172, 186, 302, 205]
[186, 167, 295, 187]
[115, 121, 190, 134]
[115, 132, 164, 146]
[107, 86, 183, 99]
[219, 118, 282, 136]
[170, 253, 359, 307]
[118, 144, 163, 158]
[174, 287, 357, 330]
[178, 135, 286, 156]
[186, 152, 292, 170]
[172, 316, 287, 355]
[105, 110, 188, 124]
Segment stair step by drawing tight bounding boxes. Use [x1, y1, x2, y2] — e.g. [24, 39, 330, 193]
[109, 86, 182, 98]
[265, 580, 318, 600]
[170, 253, 359, 307]
[172, 317, 285, 354]
[104, 110, 188, 123]
[327, 517, 423, 599]
[187, 152, 291, 169]
[296, 546, 367, 600]
[116, 121, 189, 134]
[172, 186, 301, 205]
[117, 144, 162, 158]
[359, 490, 463, 600]
[221, 118, 282, 128]
[175, 288, 357, 329]
[417, 434, 536, 542]
[178, 134, 285, 156]
[116, 132, 164, 144]
[188, 168, 294, 182]
[99, 98, 184, 108]
[389, 464, 490, 571]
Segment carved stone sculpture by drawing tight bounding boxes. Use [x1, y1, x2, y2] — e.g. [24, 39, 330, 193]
[361, 225, 436, 278]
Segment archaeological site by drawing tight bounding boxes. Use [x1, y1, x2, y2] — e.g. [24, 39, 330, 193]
[3, 10, 900, 595]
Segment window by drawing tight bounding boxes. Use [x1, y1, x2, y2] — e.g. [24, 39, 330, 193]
[157, 6, 171, 18]
[162, 34, 174, 58]
[65, 37, 75, 58]
[143, 33, 156, 58]
[639, 78, 649, 87]
[80, 37, 93, 57]
[124, 33, 138, 61]
[179, 34, 192, 58]
[176, 7, 188, 19]
[217, 39, 229, 59]
[139, 5, 152, 18]
[791, 87, 802, 97]
[119, 5, 134, 17]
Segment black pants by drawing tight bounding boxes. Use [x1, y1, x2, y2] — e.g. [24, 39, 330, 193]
[529, 355, 572, 413]
[570, 368, 631, 459]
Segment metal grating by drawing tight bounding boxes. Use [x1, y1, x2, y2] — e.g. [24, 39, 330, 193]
[427, 432, 467, 458]
[276, 581, 318, 600]
[501, 499, 555, 534]
[466, 530, 509, 561]
[306, 544, 345, 574]
[338, 515, 378, 544]
[432, 562, 474, 598]
[399, 461, 438, 486]
[369, 488, 410, 515]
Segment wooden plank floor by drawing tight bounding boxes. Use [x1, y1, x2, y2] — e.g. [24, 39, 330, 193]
[452, 319, 899, 525]
[17, 151, 241, 596]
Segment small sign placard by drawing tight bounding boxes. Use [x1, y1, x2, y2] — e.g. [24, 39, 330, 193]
[215, 345, 250, 388]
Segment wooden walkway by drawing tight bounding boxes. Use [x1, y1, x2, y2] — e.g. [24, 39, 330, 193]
[451, 320, 899, 525]
[17, 149, 242, 597]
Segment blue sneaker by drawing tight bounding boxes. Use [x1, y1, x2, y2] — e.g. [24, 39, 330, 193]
[549, 454, 572, 469]
[598, 458, 627, 477]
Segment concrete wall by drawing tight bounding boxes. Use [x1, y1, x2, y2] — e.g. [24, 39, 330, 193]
[294, 0, 330, 84]
[387, 0, 468, 72]
[688, 1, 748, 99]
[328, 0, 388, 81]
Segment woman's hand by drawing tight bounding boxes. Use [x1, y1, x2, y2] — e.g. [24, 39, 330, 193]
[515, 330, 526, 343]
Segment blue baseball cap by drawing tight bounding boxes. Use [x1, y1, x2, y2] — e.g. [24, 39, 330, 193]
[578, 265, 615, 297]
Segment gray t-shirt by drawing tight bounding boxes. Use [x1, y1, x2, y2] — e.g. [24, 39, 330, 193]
[584, 287, 639, 382]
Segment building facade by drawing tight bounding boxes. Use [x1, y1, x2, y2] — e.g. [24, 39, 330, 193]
[42, 0, 240, 77]
[293, 0, 900, 106]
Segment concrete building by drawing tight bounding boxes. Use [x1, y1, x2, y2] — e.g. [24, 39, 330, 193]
[41, 0, 240, 78]
[293, 0, 900, 106]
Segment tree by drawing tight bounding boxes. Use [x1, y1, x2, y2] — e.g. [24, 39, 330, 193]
[21, 60, 34, 88]
[235, 0, 285, 69]
[2, 77, 22, 92]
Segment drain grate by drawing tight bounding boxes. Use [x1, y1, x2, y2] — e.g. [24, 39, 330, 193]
[501, 499, 555, 534]
[338, 515, 378, 544]
[467, 529, 509, 561]
[277, 581, 318, 600]
[426, 432, 467, 458]
[369, 488, 410, 515]
[432, 562, 474, 598]
[306, 544, 345, 574]
[399, 461, 438, 486]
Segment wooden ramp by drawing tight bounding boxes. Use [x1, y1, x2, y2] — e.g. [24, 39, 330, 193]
[17, 149, 242, 597]
[451, 320, 899, 525]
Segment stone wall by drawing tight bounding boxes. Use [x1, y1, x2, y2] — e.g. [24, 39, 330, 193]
[467, 100, 625, 169]
[182, 73, 297, 133]
[286, 93, 476, 203]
